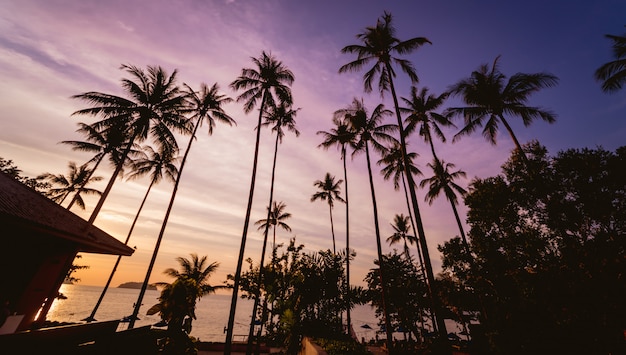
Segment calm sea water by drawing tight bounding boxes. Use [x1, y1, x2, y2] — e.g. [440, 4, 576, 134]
[47, 284, 381, 342]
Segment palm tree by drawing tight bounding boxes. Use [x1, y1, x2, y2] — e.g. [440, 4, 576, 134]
[311, 173, 345, 253]
[61, 121, 140, 210]
[83, 144, 179, 322]
[401, 86, 453, 162]
[338, 97, 396, 346]
[595, 26, 626, 93]
[147, 254, 225, 353]
[316, 115, 356, 332]
[386, 214, 414, 259]
[38, 161, 102, 208]
[128, 82, 234, 329]
[447, 56, 558, 165]
[71, 64, 189, 225]
[255, 201, 293, 252]
[339, 12, 448, 339]
[226, 51, 294, 354]
[420, 158, 470, 255]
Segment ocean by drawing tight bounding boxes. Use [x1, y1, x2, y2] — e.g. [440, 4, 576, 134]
[47, 284, 382, 343]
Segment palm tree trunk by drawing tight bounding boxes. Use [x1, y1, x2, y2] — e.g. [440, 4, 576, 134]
[450, 201, 470, 256]
[342, 145, 352, 334]
[225, 93, 267, 355]
[67, 154, 104, 210]
[84, 180, 155, 322]
[364, 142, 394, 350]
[329, 203, 336, 254]
[386, 62, 448, 341]
[246, 125, 280, 354]
[127, 117, 199, 329]
[86, 135, 136, 225]
[499, 114, 529, 166]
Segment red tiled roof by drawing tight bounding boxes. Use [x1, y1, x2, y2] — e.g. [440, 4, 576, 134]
[0, 172, 134, 256]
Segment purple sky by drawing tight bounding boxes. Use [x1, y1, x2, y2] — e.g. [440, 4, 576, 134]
[1, 0, 625, 288]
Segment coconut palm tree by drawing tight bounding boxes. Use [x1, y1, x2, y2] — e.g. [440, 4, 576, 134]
[339, 12, 448, 339]
[420, 158, 470, 255]
[226, 52, 294, 353]
[316, 115, 356, 332]
[255, 201, 292, 252]
[128, 82, 234, 329]
[595, 27, 626, 93]
[38, 161, 102, 208]
[147, 254, 225, 353]
[386, 214, 414, 259]
[447, 56, 558, 165]
[72, 64, 189, 225]
[401, 86, 453, 162]
[83, 144, 179, 322]
[61, 122, 136, 210]
[311, 173, 345, 253]
[338, 97, 396, 345]
[377, 143, 426, 273]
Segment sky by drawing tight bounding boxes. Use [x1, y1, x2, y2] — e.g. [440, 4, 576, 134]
[1, 1, 625, 290]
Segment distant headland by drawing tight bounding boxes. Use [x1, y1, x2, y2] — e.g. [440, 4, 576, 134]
[118, 282, 157, 290]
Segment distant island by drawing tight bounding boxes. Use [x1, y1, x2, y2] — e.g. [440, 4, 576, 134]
[118, 282, 158, 290]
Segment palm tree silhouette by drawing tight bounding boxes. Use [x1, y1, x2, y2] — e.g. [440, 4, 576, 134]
[61, 122, 135, 210]
[84, 144, 179, 322]
[38, 161, 102, 208]
[386, 214, 414, 259]
[128, 82, 234, 329]
[255, 201, 292, 254]
[226, 51, 294, 353]
[401, 86, 453, 162]
[595, 27, 626, 93]
[316, 115, 356, 332]
[339, 11, 448, 339]
[247, 102, 299, 350]
[72, 64, 189, 225]
[338, 97, 396, 345]
[447, 56, 558, 165]
[311, 173, 345, 254]
[420, 158, 470, 255]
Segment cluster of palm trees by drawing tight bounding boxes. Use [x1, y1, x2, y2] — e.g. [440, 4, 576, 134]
[40, 9, 620, 354]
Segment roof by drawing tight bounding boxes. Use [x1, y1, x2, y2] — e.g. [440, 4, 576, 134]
[0, 172, 134, 256]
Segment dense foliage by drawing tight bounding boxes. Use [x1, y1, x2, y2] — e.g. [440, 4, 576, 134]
[438, 142, 626, 354]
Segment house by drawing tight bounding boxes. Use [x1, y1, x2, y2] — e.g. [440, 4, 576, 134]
[0, 171, 134, 332]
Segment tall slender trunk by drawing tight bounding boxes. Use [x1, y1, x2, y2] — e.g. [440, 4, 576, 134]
[127, 117, 199, 329]
[84, 180, 155, 322]
[225, 93, 268, 355]
[86, 135, 136, 225]
[386, 63, 448, 342]
[499, 114, 529, 166]
[329, 203, 336, 254]
[450, 201, 470, 256]
[67, 154, 104, 210]
[342, 145, 352, 333]
[246, 125, 280, 355]
[364, 142, 393, 350]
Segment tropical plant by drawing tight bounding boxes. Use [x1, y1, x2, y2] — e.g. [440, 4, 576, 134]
[595, 26, 626, 93]
[255, 201, 293, 251]
[148, 254, 225, 354]
[401, 86, 453, 161]
[420, 158, 470, 255]
[386, 214, 415, 259]
[38, 161, 102, 209]
[317, 115, 356, 331]
[84, 144, 179, 322]
[336, 97, 396, 345]
[61, 121, 136, 210]
[447, 56, 558, 165]
[226, 51, 294, 354]
[311, 172, 345, 253]
[128, 82, 234, 329]
[339, 11, 448, 340]
[71, 64, 189, 225]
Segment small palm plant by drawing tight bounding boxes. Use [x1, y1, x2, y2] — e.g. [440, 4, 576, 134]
[148, 254, 225, 354]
